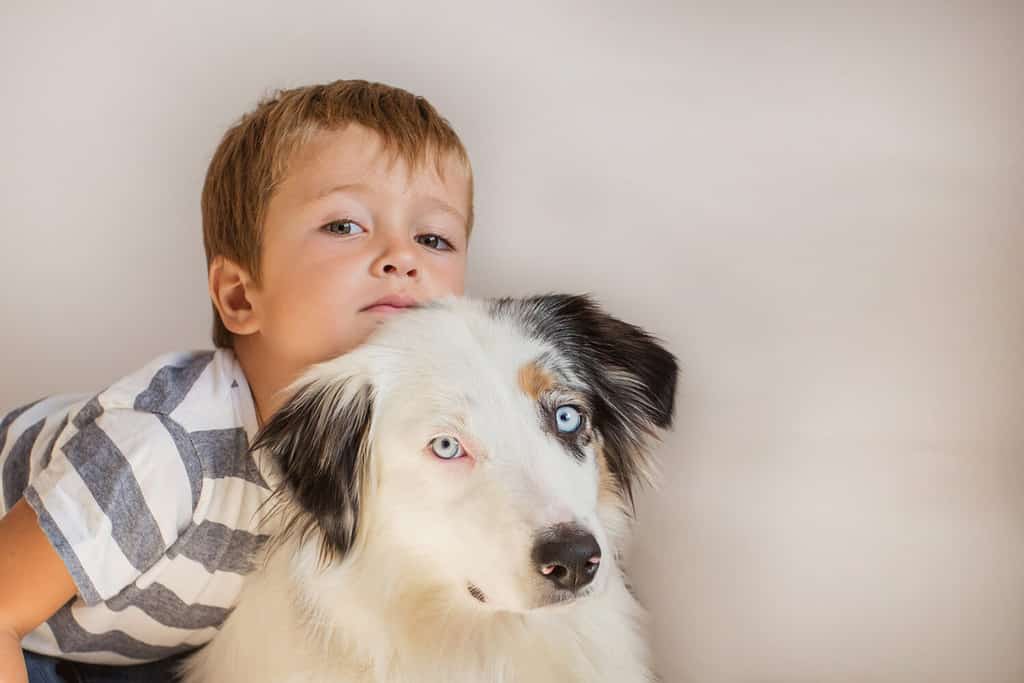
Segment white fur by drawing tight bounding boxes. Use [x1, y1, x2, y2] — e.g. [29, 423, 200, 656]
[182, 298, 657, 683]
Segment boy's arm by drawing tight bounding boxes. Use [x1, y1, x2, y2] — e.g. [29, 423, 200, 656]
[0, 498, 77, 683]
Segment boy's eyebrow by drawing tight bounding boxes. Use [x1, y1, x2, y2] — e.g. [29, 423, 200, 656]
[421, 197, 468, 224]
[313, 182, 369, 200]
[313, 183, 467, 225]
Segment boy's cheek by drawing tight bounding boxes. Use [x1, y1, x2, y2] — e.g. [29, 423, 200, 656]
[422, 267, 465, 299]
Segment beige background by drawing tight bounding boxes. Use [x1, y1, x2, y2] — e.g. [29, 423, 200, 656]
[2, 2, 1022, 681]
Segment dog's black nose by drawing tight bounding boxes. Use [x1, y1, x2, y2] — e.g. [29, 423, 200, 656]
[533, 525, 602, 592]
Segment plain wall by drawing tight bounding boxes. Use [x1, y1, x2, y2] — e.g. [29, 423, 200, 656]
[2, 2, 1022, 681]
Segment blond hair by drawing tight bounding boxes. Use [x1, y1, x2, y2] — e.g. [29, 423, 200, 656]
[202, 79, 473, 348]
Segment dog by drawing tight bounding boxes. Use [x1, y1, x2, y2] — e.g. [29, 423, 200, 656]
[181, 294, 678, 683]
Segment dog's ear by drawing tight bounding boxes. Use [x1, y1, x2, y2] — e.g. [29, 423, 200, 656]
[493, 294, 679, 506]
[252, 374, 374, 563]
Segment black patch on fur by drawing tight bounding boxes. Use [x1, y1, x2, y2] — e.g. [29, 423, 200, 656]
[251, 379, 373, 563]
[490, 294, 678, 507]
[467, 583, 487, 603]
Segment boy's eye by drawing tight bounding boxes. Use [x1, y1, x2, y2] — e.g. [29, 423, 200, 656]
[416, 234, 454, 251]
[322, 219, 365, 235]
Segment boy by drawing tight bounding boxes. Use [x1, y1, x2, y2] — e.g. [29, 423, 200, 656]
[0, 79, 473, 682]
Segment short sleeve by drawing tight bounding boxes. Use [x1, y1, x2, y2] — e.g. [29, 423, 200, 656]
[24, 399, 200, 606]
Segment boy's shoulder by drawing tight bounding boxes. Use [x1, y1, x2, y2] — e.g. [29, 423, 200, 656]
[100, 348, 252, 427]
[2, 347, 259, 472]
[108, 349, 220, 414]
[79, 348, 262, 480]
[3, 349, 236, 415]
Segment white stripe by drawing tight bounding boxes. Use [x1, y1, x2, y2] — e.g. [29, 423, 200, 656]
[169, 352, 239, 432]
[27, 411, 76, 493]
[17, 395, 86, 427]
[98, 410, 194, 544]
[199, 476, 273, 534]
[1, 395, 86, 461]
[20, 620, 55, 655]
[32, 462, 139, 599]
[22, 616, 206, 665]
[68, 601, 219, 648]
[26, 648, 142, 666]
[135, 553, 246, 610]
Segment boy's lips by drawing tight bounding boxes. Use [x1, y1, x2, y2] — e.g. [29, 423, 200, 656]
[360, 295, 419, 314]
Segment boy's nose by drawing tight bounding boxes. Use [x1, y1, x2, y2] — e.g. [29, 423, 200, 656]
[379, 262, 418, 277]
[372, 247, 419, 279]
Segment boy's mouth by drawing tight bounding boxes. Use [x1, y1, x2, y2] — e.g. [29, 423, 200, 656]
[361, 294, 419, 314]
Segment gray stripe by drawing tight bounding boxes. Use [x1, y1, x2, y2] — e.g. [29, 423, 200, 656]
[62, 422, 166, 572]
[39, 415, 69, 470]
[191, 428, 266, 488]
[72, 396, 104, 431]
[156, 415, 203, 509]
[24, 485, 103, 605]
[0, 398, 42, 456]
[106, 582, 232, 630]
[169, 520, 268, 575]
[47, 602, 196, 661]
[134, 352, 215, 415]
[2, 418, 44, 510]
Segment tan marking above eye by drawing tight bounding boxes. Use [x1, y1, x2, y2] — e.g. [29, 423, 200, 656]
[517, 362, 555, 400]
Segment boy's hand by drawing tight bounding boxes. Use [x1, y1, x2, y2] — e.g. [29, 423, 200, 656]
[0, 498, 78, 682]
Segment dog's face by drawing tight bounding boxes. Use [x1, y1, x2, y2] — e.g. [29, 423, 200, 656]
[255, 295, 677, 612]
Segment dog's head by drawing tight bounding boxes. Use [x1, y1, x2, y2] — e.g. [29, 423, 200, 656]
[254, 294, 677, 612]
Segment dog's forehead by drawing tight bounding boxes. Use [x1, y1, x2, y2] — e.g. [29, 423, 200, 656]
[363, 298, 566, 396]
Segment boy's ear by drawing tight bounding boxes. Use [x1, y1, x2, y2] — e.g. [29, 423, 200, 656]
[209, 256, 260, 336]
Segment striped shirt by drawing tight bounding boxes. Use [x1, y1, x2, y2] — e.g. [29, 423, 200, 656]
[0, 349, 276, 664]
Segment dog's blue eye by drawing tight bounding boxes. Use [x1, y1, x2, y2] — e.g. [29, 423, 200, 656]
[555, 405, 583, 433]
[430, 435, 463, 459]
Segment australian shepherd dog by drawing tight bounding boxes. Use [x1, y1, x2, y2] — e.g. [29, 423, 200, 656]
[183, 294, 678, 683]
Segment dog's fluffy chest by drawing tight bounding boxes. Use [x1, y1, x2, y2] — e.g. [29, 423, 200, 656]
[182, 542, 651, 683]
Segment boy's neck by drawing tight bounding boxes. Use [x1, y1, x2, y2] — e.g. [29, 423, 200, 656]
[232, 337, 299, 427]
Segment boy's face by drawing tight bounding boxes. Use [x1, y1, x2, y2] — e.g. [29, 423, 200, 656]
[248, 123, 470, 374]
